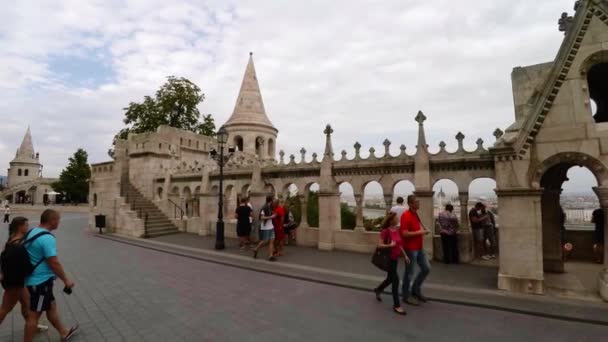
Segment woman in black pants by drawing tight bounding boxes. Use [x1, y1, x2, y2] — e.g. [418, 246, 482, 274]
[374, 212, 409, 315]
[438, 204, 459, 264]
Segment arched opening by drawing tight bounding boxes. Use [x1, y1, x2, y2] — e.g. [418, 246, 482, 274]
[234, 136, 244, 152]
[363, 181, 384, 231]
[210, 185, 219, 196]
[393, 180, 415, 205]
[339, 182, 356, 230]
[16, 190, 26, 204]
[432, 179, 459, 234]
[255, 137, 264, 158]
[468, 177, 498, 261]
[283, 184, 302, 227]
[17, 169, 22, 176]
[267, 138, 275, 159]
[183, 186, 192, 217]
[588, 63, 608, 123]
[156, 187, 163, 200]
[24, 169, 29, 177]
[240, 184, 251, 199]
[263, 183, 276, 197]
[306, 183, 320, 227]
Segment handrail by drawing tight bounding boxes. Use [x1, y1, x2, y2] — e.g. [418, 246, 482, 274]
[168, 198, 185, 219]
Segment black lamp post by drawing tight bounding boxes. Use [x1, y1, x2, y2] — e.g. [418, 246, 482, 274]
[210, 126, 234, 250]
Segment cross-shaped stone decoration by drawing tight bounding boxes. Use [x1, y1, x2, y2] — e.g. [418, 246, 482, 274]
[493, 128, 504, 140]
[439, 141, 447, 151]
[324, 124, 333, 137]
[279, 150, 285, 164]
[415, 110, 426, 125]
[476, 138, 484, 150]
[558, 12, 573, 34]
[400, 144, 406, 155]
[456, 132, 465, 150]
[574, 1, 581, 11]
[383, 139, 391, 157]
[300, 148, 307, 162]
[341, 150, 347, 159]
[369, 147, 376, 158]
[289, 154, 296, 164]
[354, 142, 362, 158]
[312, 152, 318, 162]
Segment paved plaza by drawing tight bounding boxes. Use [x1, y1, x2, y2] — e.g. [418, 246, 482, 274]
[0, 213, 605, 341]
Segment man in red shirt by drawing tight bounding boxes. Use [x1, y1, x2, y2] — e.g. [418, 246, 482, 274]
[400, 195, 431, 306]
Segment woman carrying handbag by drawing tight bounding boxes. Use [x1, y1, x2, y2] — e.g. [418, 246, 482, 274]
[373, 212, 410, 315]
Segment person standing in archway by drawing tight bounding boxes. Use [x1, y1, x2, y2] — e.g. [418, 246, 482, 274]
[438, 204, 459, 264]
[591, 208, 604, 264]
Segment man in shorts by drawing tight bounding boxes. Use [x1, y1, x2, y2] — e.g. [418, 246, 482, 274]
[24, 209, 78, 342]
[253, 196, 276, 261]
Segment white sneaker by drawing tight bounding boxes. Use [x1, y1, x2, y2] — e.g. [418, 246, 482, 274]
[481, 255, 491, 261]
[37, 324, 49, 332]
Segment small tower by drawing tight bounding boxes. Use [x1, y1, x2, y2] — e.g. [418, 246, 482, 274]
[223, 53, 278, 160]
[7, 127, 42, 187]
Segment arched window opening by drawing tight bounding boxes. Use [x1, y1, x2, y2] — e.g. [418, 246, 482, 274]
[588, 63, 608, 123]
[24, 169, 29, 177]
[267, 138, 275, 159]
[234, 136, 244, 152]
[93, 194, 98, 206]
[18, 169, 22, 176]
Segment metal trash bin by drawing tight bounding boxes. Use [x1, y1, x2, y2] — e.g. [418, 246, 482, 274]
[95, 214, 106, 234]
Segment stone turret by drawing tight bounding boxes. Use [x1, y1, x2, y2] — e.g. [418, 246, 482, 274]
[224, 52, 278, 161]
[7, 127, 42, 187]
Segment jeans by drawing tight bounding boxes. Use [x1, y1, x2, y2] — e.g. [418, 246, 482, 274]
[440, 233, 459, 264]
[375, 259, 400, 308]
[402, 250, 430, 299]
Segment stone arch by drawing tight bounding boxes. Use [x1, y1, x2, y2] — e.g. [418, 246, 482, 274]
[194, 186, 201, 195]
[263, 183, 276, 197]
[24, 169, 29, 177]
[392, 180, 415, 204]
[210, 185, 219, 195]
[171, 186, 180, 196]
[432, 179, 459, 212]
[241, 184, 251, 198]
[339, 182, 357, 229]
[234, 135, 244, 152]
[363, 180, 385, 211]
[156, 186, 163, 200]
[183, 186, 192, 200]
[580, 50, 608, 123]
[530, 152, 608, 188]
[255, 136, 265, 158]
[18, 169, 22, 176]
[305, 182, 320, 227]
[282, 182, 298, 199]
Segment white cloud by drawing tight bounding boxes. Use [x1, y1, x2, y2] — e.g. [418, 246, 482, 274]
[1, 0, 594, 191]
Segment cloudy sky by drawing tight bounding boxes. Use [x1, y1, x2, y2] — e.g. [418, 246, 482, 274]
[0, 0, 594, 193]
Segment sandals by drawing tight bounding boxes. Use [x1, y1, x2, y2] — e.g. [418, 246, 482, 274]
[61, 324, 79, 341]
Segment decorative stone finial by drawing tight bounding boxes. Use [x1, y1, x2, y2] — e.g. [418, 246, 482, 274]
[415, 110, 427, 125]
[369, 147, 376, 158]
[558, 12, 573, 34]
[399, 144, 406, 155]
[249, 51, 253, 56]
[323, 124, 334, 159]
[439, 141, 446, 151]
[324, 124, 333, 136]
[476, 138, 484, 150]
[279, 150, 285, 164]
[455, 132, 465, 151]
[289, 154, 296, 164]
[354, 142, 362, 159]
[312, 152, 318, 162]
[383, 139, 391, 157]
[341, 150, 347, 160]
[493, 128, 504, 140]
[300, 148, 307, 163]
[574, 1, 581, 11]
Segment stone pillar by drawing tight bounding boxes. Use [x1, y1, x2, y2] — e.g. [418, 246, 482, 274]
[299, 194, 308, 228]
[354, 193, 364, 230]
[496, 188, 544, 295]
[458, 192, 470, 231]
[414, 190, 434, 255]
[318, 191, 341, 251]
[592, 187, 608, 302]
[197, 194, 216, 236]
[541, 188, 564, 273]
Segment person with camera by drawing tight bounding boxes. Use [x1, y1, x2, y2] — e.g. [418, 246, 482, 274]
[24, 209, 78, 342]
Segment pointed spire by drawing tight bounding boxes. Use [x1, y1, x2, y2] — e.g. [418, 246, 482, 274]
[14, 126, 36, 162]
[224, 53, 276, 130]
[415, 111, 428, 152]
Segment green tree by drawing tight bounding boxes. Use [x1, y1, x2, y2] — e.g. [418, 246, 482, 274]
[52, 149, 91, 203]
[340, 203, 356, 230]
[109, 76, 216, 157]
[307, 191, 319, 227]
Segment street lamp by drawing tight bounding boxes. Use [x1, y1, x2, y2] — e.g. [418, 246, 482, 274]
[210, 126, 235, 250]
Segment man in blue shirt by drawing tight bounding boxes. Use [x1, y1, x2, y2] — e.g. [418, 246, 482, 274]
[24, 209, 78, 342]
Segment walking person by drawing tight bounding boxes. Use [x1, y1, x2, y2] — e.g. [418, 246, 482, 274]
[438, 204, 459, 264]
[253, 196, 276, 261]
[390, 197, 407, 228]
[400, 195, 431, 306]
[0, 217, 48, 332]
[273, 199, 285, 256]
[24, 209, 78, 342]
[235, 197, 253, 249]
[3, 205, 9, 223]
[373, 212, 409, 315]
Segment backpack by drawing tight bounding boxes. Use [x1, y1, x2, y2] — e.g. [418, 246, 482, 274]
[0, 230, 52, 285]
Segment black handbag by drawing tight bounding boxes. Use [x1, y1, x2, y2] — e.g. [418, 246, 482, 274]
[371, 229, 392, 271]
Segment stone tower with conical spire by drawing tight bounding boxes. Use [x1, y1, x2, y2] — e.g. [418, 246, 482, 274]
[223, 53, 278, 161]
[7, 127, 42, 187]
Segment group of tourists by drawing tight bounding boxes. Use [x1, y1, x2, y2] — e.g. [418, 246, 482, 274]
[374, 195, 431, 315]
[0, 209, 78, 341]
[234, 195, 297, 262]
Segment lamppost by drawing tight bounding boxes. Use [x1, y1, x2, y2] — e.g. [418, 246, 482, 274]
[210, 126, 235, 250]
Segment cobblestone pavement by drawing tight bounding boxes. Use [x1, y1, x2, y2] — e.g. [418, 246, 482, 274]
[0, 213, 606, 341]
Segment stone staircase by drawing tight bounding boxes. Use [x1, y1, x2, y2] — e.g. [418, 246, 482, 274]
[123, 182, 180, 238]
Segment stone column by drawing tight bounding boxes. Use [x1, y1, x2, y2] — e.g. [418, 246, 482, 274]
[197, 193, 216, 236]
[354, 193, 364, 230]
[592, 187, 608, 301]
[414, 190, 434, 255]
[496, 188, 544, 295]
[318, 191, 341, 251]
[541, 188, 564, 273]
[299, 194, 308, 228]
[457, 191, 474, 263]
[458, 192, 470, 231]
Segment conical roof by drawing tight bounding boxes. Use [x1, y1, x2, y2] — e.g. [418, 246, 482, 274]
[12, 126, 38, 163]
[224, 53, 276, 131]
